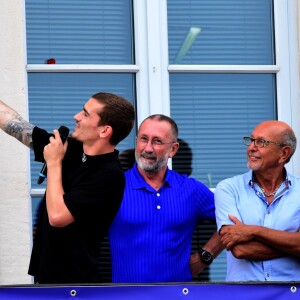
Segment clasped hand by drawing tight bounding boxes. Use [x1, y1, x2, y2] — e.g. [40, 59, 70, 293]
[220, 215, 254, 250]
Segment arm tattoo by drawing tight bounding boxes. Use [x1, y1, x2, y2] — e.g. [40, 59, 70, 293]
[0, 101, 35, 148]
[4, 115, 35, 149]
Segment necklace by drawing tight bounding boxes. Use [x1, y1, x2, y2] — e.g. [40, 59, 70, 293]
[259, 184, 281, 197]
[82, 153, 87, 162]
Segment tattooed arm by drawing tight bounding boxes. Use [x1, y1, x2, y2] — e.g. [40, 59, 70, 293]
[0, 100, 35, 149]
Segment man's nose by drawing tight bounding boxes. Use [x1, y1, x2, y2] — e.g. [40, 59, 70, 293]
[74, 112, 81, 121]
[144, 140, 155, 150]
[248, 140, 257, 150]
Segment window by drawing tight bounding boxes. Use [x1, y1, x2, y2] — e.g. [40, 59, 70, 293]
[25, 0, 299, 283]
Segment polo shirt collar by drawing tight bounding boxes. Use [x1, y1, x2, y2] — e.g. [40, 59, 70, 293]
[248, 168, 291, 188]
[130, 163, 172, 190]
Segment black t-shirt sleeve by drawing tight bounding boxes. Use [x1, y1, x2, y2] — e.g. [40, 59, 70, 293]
[32, 126, 52, 162]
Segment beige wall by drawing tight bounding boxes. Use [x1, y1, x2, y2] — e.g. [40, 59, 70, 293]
[0, 1, 32, 284]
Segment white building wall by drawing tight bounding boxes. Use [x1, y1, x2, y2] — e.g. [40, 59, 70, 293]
[0, 1, 32, 284]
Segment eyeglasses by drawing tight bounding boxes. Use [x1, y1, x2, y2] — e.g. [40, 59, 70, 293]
[243, 136, 287, 148]
[136, 136, 175, 147]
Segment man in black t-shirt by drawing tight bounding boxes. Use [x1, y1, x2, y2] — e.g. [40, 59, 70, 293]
[0, 93, 135, 283]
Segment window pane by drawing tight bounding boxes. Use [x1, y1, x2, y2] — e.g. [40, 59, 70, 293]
[28, 73, 136, 188]
[170, 73, 276, 187]
[26, 0, 134, 64]
[168, 0, 274, 65]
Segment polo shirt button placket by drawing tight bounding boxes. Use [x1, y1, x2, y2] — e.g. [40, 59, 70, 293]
[156, 193, 161, 210]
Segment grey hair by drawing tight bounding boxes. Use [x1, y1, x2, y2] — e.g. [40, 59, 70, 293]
[281, 129, 297, 163]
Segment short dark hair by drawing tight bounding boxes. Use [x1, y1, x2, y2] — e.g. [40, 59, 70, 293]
[92, 92, 135, 145]
[141, 114, 179, 141]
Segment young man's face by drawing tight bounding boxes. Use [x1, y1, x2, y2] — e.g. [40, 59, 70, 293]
[72, 97, 104, 145]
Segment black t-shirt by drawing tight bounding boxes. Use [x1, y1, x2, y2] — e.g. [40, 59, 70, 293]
[28, 126, 125, 284]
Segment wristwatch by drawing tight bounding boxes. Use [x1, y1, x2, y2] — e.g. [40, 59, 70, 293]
[199, 248, 213, 265]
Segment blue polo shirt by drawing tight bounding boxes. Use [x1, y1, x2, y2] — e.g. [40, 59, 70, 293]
[215, 169, 300, 281]
[109, 163, 215, 283]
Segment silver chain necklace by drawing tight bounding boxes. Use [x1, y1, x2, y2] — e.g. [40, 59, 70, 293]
[259, 184, 282, 197]
[82, 153, 87, 162]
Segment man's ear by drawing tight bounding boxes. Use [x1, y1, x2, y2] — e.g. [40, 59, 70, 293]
[169, 142, 179, 158]
[99, 125, 112, 138]
[279, 145, 292, 164]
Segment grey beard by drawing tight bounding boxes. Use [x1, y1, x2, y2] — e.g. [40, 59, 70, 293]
[136, 152, 168, 174]
[140, 162, 161, 174]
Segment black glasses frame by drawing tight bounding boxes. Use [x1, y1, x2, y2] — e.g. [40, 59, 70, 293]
[136, 136, 175, 147]
[243, 136, 287, 148]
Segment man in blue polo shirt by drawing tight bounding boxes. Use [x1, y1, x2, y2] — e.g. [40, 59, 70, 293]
[109, 114, 224, 283]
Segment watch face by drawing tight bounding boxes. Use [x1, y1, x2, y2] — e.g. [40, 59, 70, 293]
[201, 250, 213, 265]
[202, 251, 211, 261]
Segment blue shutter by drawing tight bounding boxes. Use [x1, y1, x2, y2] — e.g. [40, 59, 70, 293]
[168, 0, 274, 65]
[26, 0, 133, 64]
